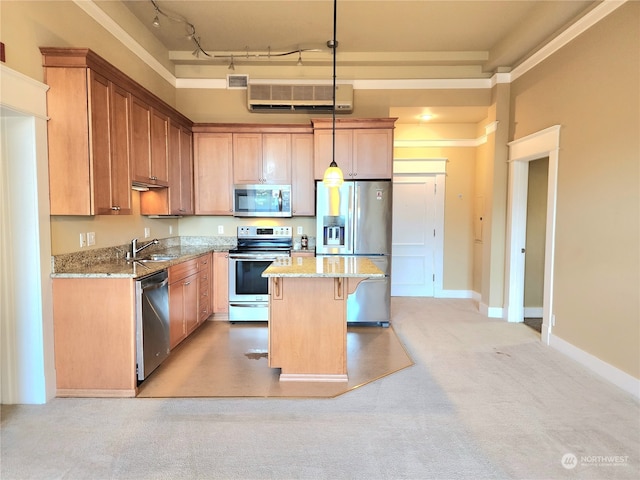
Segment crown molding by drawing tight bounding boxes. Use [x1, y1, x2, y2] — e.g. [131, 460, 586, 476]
[73, 0, 176, 87]
[79, 0, 626, 90]
[511, 0, 628, 81]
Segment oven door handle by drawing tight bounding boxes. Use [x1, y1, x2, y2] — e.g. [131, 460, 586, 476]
[229, 254, 284, 260]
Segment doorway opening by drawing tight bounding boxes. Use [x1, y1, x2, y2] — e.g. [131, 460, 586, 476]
[505, 126, 560, 345]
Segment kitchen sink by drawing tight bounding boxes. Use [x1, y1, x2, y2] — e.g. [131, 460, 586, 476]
[135, 254, 178, 262]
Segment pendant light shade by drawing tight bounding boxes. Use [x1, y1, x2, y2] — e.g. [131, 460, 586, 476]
[322, 0, 344, 187]
[323, 160, 344, 187]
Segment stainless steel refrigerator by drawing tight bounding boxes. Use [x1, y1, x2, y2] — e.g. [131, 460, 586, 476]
[316, 180, 392, 326]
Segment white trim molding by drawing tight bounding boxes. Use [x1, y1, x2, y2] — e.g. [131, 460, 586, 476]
[505, 125, 561, 344]
[549, 333, 640, 399]
[77, 0, 627, 90]
[511, 0, 628, 81]
[73, 0, 176, 87]
[0, 65, 49, 119]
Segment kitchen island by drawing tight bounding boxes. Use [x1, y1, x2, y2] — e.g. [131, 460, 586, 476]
[262, 256, 384, 382]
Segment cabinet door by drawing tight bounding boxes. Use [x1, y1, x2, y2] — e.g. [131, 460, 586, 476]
[167, 120, 182, 214]
[169, 280, 186, 349]
[197, 254, 212, 323]
[130, 96, 151, 184]
[262, 133, 292, 184]
[92, 73, 132, 215]
[194, 133, 233, 215]
[106, 82, 132, 214]
[313, 129, 352, 180]
[178, 127, 194, 214]
[352, 129, 393, 179]
[150, 108, 169, 185]
[233, 133, 262, 184]
[167, 122, 194, 215]
[88, 72, 112, 214]
[169, 273, 198, 348]
[291, 134, 315, 216]
[213, 252, 229, 313]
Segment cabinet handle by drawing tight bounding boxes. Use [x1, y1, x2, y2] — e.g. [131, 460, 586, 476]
[184, 281, 191, 286]
[111, 206, 120, 211]
[337, 278, 342, 298]
[274, 278, 280, 297]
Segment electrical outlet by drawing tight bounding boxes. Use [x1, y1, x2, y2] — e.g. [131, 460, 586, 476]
[144, 227, 150, 238]
[169, 226, 173, 235]
[79, 233, 86, 248]
[218, 225, 224, 234]
[297, 226, 303, 234]
[87, 232, 95, 246]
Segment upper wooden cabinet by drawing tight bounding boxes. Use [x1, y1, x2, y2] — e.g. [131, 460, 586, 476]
[131, 98, 169, 187]
[40, 48, 193, 216]
[193, 124, 312, 215]
[193, 131, 234, 215]
[43, 63, 132, 215]
[233, 133, 292, 185]
[140, 120, 193, 216]
[291, 133, 315, 216]
[312, 118, 396, 180]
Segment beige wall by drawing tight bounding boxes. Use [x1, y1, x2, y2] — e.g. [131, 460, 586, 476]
[510, 2, 640, 377]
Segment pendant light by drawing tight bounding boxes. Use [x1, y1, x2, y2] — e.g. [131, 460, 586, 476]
[322, 0, 344, 187]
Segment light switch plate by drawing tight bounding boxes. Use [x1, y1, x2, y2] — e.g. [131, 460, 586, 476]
[87, 232, 95, 246]
[144, 227, 150, 238]
[297, 226, 303, 234]
[79, 233, 86, 248]
[217, 225, 224, 234]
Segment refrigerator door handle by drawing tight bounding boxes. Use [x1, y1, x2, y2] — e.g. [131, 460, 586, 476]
[348, 184, 355, 252]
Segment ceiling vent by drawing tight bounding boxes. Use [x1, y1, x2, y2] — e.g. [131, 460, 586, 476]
[247, 84, 353, 113]
[227, 74, 249, 89]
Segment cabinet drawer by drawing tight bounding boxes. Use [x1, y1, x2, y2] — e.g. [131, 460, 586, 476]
[169, 258, 198, 283]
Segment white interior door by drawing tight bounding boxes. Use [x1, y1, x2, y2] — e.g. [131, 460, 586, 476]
[391, 175, 437, 296]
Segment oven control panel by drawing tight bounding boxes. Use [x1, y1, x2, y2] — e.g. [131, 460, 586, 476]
[237, 226, 292, 238]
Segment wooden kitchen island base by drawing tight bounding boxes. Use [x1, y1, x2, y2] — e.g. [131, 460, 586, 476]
[264, 256, 384, 382]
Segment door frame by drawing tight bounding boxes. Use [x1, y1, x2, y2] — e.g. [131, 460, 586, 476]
[505, 125, 560, 345]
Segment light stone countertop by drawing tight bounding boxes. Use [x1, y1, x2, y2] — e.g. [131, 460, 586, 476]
[51, 241, 235, 279]
[262, 256, 385, 278]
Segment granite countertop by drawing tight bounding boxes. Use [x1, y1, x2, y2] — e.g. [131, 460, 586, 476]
[262, 256, 385, 278]
[51, 237, 235, 279]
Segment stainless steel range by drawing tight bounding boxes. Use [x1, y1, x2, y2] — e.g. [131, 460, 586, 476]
[228, 226, 292, 322]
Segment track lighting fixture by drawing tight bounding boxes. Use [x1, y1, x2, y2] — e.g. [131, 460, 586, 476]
[148, 0, 320, 65]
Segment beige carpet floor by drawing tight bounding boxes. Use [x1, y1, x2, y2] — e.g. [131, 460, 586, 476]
[137, 321, 413, 398]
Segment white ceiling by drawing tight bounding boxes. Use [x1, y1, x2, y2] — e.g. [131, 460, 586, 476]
[119, 0, 598, 124]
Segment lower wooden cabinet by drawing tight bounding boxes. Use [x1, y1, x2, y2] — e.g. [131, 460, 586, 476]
[197, 253, 212, 322]
[168, 254, 211, 349]
[213, 251, 229, 314]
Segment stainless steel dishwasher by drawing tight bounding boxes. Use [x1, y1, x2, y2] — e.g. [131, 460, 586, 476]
[135, 270, 170, 381]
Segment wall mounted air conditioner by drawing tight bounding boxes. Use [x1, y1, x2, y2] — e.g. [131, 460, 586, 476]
[247, 84, 353, 113]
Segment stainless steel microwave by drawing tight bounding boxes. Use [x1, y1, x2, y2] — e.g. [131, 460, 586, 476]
[232, 184, 292, 217]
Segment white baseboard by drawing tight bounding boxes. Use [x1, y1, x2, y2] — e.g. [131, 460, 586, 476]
[479, 302, 504, 319]
[524, 307, 543, 317]
[549, 333, 640, 399]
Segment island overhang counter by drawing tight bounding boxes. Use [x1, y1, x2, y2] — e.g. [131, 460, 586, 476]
[262, 256, 384, 382]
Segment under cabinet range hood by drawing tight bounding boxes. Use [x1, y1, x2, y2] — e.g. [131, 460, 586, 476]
[131, 181, 167, 191]
[247, 84, 353, 113]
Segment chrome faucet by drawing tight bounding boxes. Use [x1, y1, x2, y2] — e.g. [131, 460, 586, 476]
[130, 238, 159, 259]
